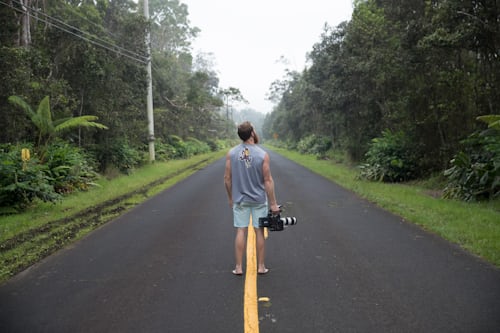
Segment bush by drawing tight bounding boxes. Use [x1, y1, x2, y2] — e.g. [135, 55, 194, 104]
[154, 137, 219, 161]
[167, 135, 188, 159]
[206, 139, 229, 152]
[91, 140, 143, 174]
[359, 130, 419, 182]
[154, 139, 176, 161]
[443, 128, 500, 201]
[45, 140, 99, 193]
[0, 144, 61, 212]
[297, 134, 332, 157]
[185, 137, 211, 156]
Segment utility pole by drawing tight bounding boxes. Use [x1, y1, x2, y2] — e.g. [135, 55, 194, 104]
[144, 0, 155, 162]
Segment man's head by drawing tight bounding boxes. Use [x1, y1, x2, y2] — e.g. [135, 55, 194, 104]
[237, 121, 259, 144]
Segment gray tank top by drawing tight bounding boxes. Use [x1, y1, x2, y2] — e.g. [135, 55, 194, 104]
[229, 144, 267, 204]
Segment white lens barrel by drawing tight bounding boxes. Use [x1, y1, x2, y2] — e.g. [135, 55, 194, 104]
[280, 217, 297, 225]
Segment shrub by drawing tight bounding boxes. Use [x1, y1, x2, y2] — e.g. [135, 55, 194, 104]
[91, 140, 143, 174]
[185, 137, 211, 156]
[155, 137, 216, 161]
[167, 135, 188, 159]
[0, 144, 60, 212]
[44, 140, 99, 193]
[154, 139, 177, 161]
[443, 128, 500, 201]
[206, 139, 228, 152]
[359, 130, 419, 182]
[285, 140, 298, 151]
[297, 134, 332, 157]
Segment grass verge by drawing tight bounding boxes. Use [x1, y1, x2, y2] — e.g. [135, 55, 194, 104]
[2, 146, 498, 284]
[269, 146, 500, 268]
[0, 151, 225, 284]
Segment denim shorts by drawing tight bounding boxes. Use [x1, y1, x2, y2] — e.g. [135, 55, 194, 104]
[233, 202, 268, 228]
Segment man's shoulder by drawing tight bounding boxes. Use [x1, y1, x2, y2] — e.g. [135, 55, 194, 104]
[229, 143, 266, 156]
[229, 144, 242, 153]
[253, 145, 267, 155]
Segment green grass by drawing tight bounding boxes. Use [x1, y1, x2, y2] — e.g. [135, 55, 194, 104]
[1, 146, 499, 284]
[268, 146, 500, 267]
[0, 151, 225, 283]
[0, 152, 223, 240]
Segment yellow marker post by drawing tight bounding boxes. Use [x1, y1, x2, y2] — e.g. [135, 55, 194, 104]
[244, 218, 259, 333]
[21, 148, 30, 171]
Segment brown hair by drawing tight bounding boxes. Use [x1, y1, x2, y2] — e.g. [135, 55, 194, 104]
[237, 121, 253, 141]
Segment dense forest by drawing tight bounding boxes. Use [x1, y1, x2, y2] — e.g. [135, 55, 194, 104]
[263, 0, 499, 200]
[0, 0, 238, 150]
[0, 0, 249, 210]
[0, 0, 498, 211]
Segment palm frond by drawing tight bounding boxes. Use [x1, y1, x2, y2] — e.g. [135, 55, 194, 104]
[477, 115, 500, 130]
[8, 95, 36, 118]
[55, 116, 109, 132]
[37, 96, 54, 136]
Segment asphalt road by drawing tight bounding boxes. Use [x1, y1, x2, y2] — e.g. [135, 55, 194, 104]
[0, 150, 499, 332]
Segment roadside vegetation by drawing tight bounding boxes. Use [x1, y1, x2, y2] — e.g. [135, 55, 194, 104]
[1, 0, 498, 282]
[267, 143, 500, 269]
[0, 0, 254, 284]
[0, 150, 226, 284]
[260, 0, 500, 270]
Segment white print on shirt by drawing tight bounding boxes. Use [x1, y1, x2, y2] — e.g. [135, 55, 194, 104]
[239, 147, 252, 168]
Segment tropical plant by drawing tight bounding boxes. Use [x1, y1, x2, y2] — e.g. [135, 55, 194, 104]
[90, 139, 144, 175]
[443, 128, 500, 201]
[477, 115, 500, 130]
[8, 95, 108, 159]
[359, 130, 419, 182]
[0, 144, 61, 212]
[185, 137, 211, 157]
[297, 134, 332, 157]
[166, 135, 188, 159]
[44, 140, 99, 194]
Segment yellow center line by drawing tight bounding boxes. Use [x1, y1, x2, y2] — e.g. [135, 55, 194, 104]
[244, 217, 259, 333]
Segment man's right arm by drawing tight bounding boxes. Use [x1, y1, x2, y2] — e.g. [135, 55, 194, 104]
[224, 152, 233, 206]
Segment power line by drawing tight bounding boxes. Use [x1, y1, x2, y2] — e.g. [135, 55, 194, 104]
[56, 2, 123, 41]
[50, 0, 149, 60]
[35, 0, 149, 58]
[1, 0, 148, 64]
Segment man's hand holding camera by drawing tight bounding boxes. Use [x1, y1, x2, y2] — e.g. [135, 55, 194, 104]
[258, 205, 297, 231]
[269, 203, 281, 215]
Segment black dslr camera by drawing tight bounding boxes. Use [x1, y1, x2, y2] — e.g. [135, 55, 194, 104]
[258, 206, 297, 231]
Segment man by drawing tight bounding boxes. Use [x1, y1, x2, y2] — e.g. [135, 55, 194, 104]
[224, 121, 280, 276]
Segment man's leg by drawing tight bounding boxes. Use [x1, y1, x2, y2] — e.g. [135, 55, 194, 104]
[254, 227, 268, 274]
[234, 227, 247, 274]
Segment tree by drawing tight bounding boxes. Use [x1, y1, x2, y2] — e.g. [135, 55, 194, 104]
[263, 0, 499, 183]
[147, 0, 200, 54]
[8, 95, 108, 159]
[0, 0, 230, 174]
[219, 87, 248, 125]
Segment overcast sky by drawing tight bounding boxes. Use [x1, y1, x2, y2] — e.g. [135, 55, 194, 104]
[182, 0, 353, 114]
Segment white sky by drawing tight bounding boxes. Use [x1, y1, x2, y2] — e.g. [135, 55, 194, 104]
[182, 0, 353, 114]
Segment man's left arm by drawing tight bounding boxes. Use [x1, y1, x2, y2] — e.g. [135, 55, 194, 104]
[262, 153, 280, 214]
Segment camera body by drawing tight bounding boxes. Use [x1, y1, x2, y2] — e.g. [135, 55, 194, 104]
[258, 209, 297, 231]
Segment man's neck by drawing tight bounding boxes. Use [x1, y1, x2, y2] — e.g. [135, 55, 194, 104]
[244, 138, 255, 145]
